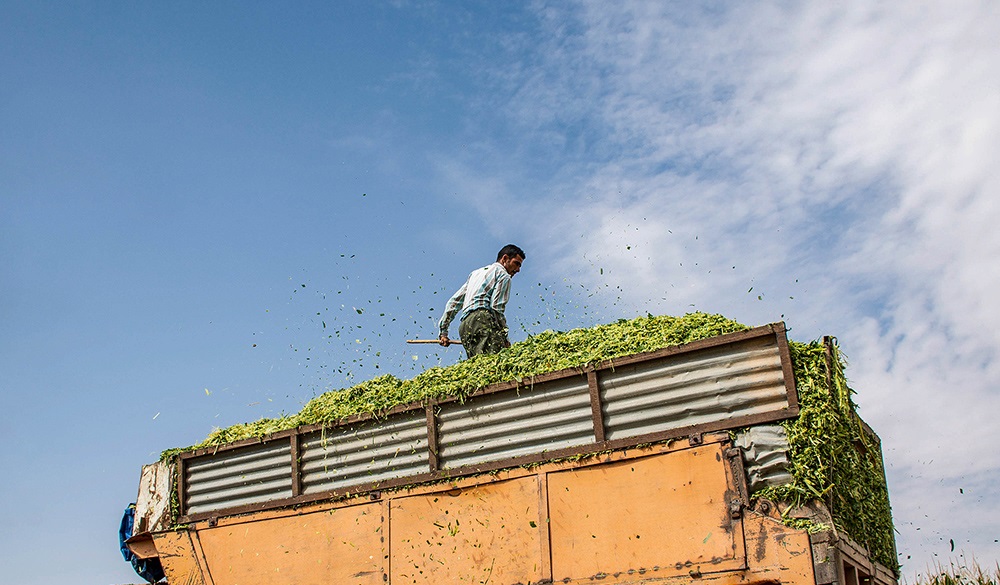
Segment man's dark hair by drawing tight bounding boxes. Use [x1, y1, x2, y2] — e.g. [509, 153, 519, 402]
[497, 244, 525, 261]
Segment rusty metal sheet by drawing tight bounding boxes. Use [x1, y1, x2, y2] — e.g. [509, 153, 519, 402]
[735, 424, 793, 493]
[743, 510, 815, 584]
[185, 440, 292, 515]
[389, 476, 544, 584]
[600, 335, 790, 440]
[548, 442, 745, 582]
[194, 501, 385, 585]
[300, 410, 428, 494]
[151, 530, 207, 585]
[125, 533, 158, 560]
[134, 461, 173, 534]
[437, 375, 593, 469]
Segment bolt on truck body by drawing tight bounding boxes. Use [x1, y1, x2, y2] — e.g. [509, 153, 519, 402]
[123, 320, 898, 585]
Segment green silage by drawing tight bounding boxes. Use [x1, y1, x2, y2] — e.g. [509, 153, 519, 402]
[166, 312, 749, 455]
[762, 339, 898, 572]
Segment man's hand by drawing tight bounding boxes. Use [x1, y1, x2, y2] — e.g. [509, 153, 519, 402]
[439, 334, 451, 347]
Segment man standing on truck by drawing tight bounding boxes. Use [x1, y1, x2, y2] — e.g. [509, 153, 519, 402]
[438, 244, 525, 358]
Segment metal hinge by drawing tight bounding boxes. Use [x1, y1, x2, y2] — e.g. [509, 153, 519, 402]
[729, 498, 744, 519]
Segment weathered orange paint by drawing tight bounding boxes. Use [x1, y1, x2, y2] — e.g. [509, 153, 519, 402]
[548, 443, 745, 583]
[151, 530, 207, 585]
[142, 435, 873, 585]
[125, 532, 158, 560]
[389, 475, 543, 584]
[193, 501, 385, 585]
[742, 510, 816, 584]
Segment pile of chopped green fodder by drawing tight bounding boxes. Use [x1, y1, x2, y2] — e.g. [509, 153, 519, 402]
[758, 339, 898, 573]
[161, 312, 748, 458]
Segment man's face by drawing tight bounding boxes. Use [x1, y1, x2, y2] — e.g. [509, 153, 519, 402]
[499, 254, 523, 277]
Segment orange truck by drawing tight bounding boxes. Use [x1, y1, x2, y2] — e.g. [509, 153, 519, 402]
[123, 323, 897, 585]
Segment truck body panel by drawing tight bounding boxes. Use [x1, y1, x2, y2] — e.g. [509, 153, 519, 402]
[127, 323, 897, 585]
[149, 436, 829, 585]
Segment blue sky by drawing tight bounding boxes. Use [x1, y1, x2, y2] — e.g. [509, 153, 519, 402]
[2, 1, 998, 583]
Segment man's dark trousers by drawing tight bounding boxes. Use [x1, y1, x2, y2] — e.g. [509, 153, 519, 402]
[458, 308, 507, 358]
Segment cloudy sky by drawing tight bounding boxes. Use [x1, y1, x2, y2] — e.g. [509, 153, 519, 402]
[2, 1, 997, 582]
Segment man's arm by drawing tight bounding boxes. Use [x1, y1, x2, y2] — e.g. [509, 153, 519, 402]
[438, 281, 467, 345]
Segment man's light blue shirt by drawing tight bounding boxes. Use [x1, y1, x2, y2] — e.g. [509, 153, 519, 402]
[438, 262, 512, 336]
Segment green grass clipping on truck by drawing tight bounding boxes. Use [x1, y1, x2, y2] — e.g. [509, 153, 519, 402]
[164, 312, 897, 571]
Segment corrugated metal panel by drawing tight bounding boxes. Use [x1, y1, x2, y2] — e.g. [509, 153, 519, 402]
[185, 441, 292, 515]
[300, 410, 428, 494]
[438, 375, 593, 469]
[176, 326, 799, 519]
[600, 336, 789, 440]
[735, 424, 793, 492]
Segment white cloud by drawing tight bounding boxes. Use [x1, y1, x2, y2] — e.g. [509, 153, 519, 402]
[444, 0, 1000, 573]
